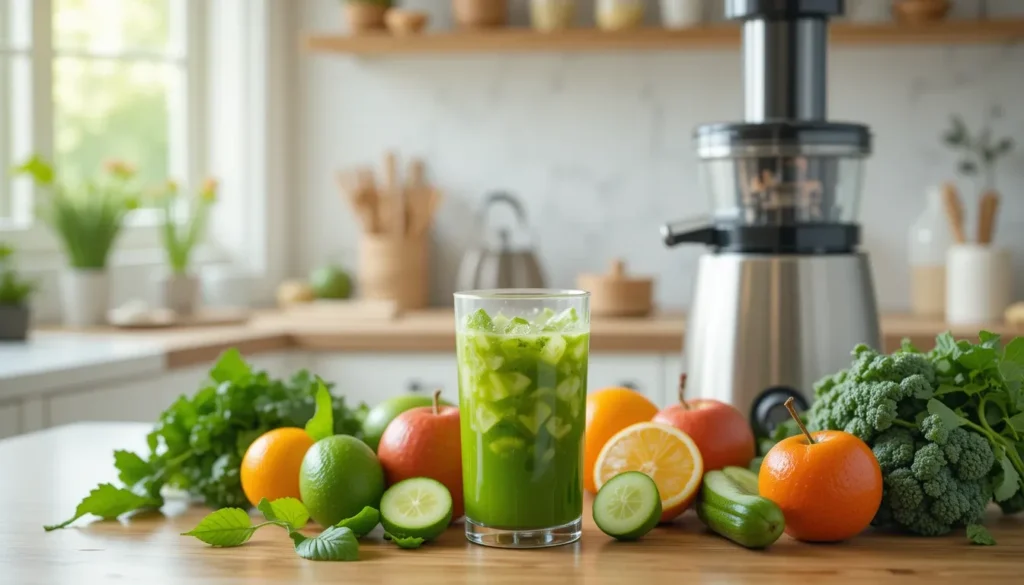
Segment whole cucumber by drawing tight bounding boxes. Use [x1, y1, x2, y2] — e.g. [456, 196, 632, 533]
[696, 466, 785, 549]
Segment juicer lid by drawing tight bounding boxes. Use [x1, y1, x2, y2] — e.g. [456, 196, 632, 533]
[695, 121, 872, 159]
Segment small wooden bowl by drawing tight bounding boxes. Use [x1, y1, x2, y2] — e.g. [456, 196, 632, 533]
[385, 8, 429, 36]
[893, 0, 950, 24]
[577, 259, 654, 317]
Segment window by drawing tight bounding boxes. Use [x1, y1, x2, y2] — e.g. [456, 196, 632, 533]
[0, 0, 204, 234]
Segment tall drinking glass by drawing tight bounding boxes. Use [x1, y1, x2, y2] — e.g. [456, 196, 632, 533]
[454, 289, 590, 548]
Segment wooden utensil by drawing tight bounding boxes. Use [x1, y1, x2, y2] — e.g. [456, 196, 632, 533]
[941, 182, 967, 244]
[977, 190, 1000, 245]
[382, 151, 404, 237]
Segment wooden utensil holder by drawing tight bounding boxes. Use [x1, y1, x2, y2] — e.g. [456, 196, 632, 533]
[358, 234, 429, 311]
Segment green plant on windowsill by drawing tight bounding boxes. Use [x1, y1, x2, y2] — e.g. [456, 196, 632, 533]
[942, 106, 1015, 195]
[13, 156, 142, 270]
[157, 178, 219, 276]
[0, 243, 35, 307]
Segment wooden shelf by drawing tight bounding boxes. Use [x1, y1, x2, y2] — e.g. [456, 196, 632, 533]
[304, 19, 1024, 56]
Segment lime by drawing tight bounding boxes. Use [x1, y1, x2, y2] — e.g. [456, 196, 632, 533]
[362, 395, 453, 452]
[299, 435, 385, 527]
[379, 477, 453, 541]
[309, 265, 351, 299]
[593, 471, 661, 540]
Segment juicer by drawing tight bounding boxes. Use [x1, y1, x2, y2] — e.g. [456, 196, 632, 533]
[662, 0, 881, 435]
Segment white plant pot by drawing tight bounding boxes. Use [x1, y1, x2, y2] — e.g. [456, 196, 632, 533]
[945, 244, 1012, 325]
[156, 273, 201, 315]
[660, 0, 703, 28]
[60, 269, 110, 328]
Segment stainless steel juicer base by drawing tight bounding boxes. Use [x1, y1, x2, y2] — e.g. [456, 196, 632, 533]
[681, 251, 881, 435]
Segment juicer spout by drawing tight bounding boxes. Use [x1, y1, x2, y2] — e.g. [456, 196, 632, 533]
[661, 217, 719, 248]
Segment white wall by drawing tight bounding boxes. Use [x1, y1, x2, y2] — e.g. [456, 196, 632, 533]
[295, 0, 1024, 312]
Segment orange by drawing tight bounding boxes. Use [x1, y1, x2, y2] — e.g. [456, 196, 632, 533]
[584, 387, 659, 494]
[240, 427, 315, 507]
[594, 422, 704, 523]
[758, 430, 882, 542]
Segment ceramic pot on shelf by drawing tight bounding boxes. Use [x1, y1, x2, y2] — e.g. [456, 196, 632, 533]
[660, 0, 703, 29]
[154, 272, 201, 316]
[452, 0, 508, 28]
[344, 1, 389, 34]
[596, 0, 645, 31]
[60, 269, 110, 328]
[0, 304, 30, 341]
[529, 0, 576, 31]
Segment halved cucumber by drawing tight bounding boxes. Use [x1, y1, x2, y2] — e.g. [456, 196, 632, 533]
[593, 471, 662, 540]
[380, 478, 453, 542]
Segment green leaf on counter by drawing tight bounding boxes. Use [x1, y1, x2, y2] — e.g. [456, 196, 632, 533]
[182, 507, 286, 547]
[305, 379, 334, 442]
[384, 531, 425, 549]
[257, 497, 309, 532]
[44, 483, 159, 531]
[334, 506, 379, 538]
[113, 450, 152, 487]
[291, 526, 359, 561]
[967, 524, 996, 545]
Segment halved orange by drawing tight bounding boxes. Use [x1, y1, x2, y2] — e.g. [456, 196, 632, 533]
[594, 422, 704, 523]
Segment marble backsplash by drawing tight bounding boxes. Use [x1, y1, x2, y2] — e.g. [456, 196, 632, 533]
[295, 0, 1024, 312]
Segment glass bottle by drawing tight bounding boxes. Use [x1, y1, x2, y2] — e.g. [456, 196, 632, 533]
[908, 186, 952, 317]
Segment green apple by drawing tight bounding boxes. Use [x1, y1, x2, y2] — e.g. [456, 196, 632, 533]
[309, 265, 351, 299]
[363, 394, 454, 451]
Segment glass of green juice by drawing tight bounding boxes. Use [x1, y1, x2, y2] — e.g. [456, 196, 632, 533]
[454, 289, 590, 549]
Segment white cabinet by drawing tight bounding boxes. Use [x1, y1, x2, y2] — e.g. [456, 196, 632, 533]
[308, 353, 459, 407]
[47, 351, 301, 426]
[0, 403, 20, 439]
[587, 354, 665, 406]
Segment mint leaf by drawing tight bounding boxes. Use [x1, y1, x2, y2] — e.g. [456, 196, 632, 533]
[994, 453, 1021, 502]
[292, 526, 359, 561]
[384, 531, 425, 549]
[182, 508, 262, 547]
[44, 483, 158, 531]
[927, 399, 966, 430]
[113, 450, 152, 486]
[305, 379, 334, 442]
[978, 331, 1002, 350]
[208, 348, 250, 384]
[967, 523, 996, 545]
[334, 506, 379, 538]
[257, 497, 309, 531]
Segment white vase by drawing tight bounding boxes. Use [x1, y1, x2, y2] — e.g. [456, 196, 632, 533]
[155, 273, 201, 315]
[660, 0, 703, 29]
[60, 269, 110, 328]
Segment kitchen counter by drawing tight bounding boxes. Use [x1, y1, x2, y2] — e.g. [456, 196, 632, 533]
[2, 423, 1022, 585]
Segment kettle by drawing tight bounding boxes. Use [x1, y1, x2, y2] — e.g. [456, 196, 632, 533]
[456, 192, 547, 291]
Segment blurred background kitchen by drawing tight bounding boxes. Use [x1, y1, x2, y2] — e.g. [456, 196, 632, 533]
[0, 0, 1022, 437]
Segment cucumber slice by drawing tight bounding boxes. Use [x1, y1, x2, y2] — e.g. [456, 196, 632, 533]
[539, 334, 567, 365]
[379, 478, 453, 542]
[593, 471, 662, 540]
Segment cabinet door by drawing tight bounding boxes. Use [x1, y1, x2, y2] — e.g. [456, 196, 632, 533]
[586, 355, 665, 406]
[308, 353, 459, 407]
[0, 403, 20, 439]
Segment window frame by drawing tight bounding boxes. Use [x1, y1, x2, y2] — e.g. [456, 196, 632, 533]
[0, 0, 210, 254]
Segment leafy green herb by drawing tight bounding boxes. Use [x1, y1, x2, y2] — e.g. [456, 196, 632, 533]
[257, 497, 309, 532]
[182, 507, 291, 547]
[0, 243, 36, 305]
[43, 484, 160, 532]
[967, 523, 996, 545]
[334, 506, 379, 538]
[291, 526, 359, 561]
[46, 349, 369, 530]
[927, 399, 966, 430]
[384, 532, 425, 549]
[305, 380, 335, 442]
[994, 453, 1022, 502]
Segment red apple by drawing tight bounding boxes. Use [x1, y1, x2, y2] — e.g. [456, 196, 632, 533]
[376, 390, 464, 520]
[652, 375, 755, 471]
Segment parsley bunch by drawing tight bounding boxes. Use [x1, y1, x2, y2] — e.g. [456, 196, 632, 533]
[45, 349, 368, 531]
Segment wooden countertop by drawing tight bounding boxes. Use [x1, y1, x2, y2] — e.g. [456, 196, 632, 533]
[3, 423, 1022, 585]
[37, 309, 1024, 370]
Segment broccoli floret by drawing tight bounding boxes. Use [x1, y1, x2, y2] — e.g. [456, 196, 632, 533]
[810, 378, 911, 442]
[911, 443, 946, 481]
[944, 428, 995, 482]
[921, 414, 949, 444]
[873, 428, 916, 473]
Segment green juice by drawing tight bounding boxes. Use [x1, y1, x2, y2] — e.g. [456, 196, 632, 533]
[456, 308, 589, 529]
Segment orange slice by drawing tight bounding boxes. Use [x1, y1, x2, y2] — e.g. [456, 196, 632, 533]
[594, 422, 704, 522]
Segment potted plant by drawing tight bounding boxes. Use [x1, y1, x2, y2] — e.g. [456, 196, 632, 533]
[343, 0, 392, 34]
[156, 178, 218, 315]
[0, 243, 35, 341]
[14, 156, 140, 327]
